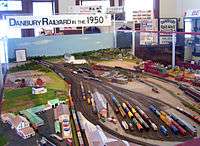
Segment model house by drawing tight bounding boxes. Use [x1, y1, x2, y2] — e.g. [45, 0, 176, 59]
[32, 86, 47, 95]
[32, 78, 47, 95]
[1, 113, 35, 139]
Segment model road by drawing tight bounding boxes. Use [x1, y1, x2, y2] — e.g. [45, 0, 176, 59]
[38, 61, 193, 146]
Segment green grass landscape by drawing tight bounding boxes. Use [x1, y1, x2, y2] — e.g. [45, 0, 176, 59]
[0, 134, 7, 146]
[2, 63, 68, 113]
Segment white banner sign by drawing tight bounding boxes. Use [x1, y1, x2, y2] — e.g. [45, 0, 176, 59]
[107, 6, 124, 14]
[160, 36, 173, 45]
[160, 18, 177, 32]
[67, 6, 103, 13]
[159, 18, 177, 45]
[132, 10, 153, 22]
[6, 14, 111, 29]
[140, 19, 158, 45]
[185, 9, 200, 17]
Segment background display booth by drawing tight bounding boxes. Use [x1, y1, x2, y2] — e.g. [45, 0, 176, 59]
[185, 10, 200, 62]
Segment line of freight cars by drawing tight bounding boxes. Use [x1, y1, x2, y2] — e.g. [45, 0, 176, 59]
[176, 107, 200, 124]
[80, 81, 86, 100]
[149, 105, 197, 136]
[80, 82, 93, 106]
[112, 96, 158, 132]
[71, 109, 84, 146]
[179, 84, 200, 103]
[92, 65, 112, 71]
[69, 97, 85, 146]
[79, 82, 98, 115]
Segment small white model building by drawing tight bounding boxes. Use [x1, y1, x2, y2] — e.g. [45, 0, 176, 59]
[32, 87, 47, 95]
[64, 53, 87, 64]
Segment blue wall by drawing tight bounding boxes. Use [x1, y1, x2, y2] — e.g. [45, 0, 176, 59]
[7, 33, 114, 60]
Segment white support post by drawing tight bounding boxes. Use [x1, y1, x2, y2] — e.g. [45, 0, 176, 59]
[132, 21, 135, 56]
[113, 13, 117, 48]
[172, 33, 176, 68]
[82, 26, 84, 35]
[132, 31, 135, 56]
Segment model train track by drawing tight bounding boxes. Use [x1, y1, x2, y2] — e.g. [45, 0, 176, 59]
[36, 60, 195, 145]
[144, 73, 200, 104]
[37, 60, 160, 145]
[109, 65, 200, 105]
[179, 84, 200, 103]
[70, 81, 157, 146]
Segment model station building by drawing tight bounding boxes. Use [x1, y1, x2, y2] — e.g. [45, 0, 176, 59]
[91, 91, 108, 118]
[64, 53, 87, 64]
[54, 103, 72, 139]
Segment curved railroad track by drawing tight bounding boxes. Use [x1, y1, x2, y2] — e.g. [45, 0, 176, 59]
[37, 60, 195, 146]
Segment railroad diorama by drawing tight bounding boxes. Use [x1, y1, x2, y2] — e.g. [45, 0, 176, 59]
[0, 51, 200, 146]
[37, 58, 200, 145]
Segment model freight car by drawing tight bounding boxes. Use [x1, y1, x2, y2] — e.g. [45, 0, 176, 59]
[176, 107, 200, 124]
[129, 123, 134, 131]
[170, 113, 197, 136]
[91, 98, 97, 114]
[149, 105, 160, 117]
[150, 121, 158, 131]
[112, 96, 126, 117]
[121, 121, 129, 130]
[160, 125, 168, 136]
[168, 119, 187, 136]
[122, 103, 134, 118]
[80, 82, 86, 100]
[134, 112, 150, 130]
[58, 73, 65, 80]
[136, 106, 157, 131]
[125, 102, 149, 130]
[77, 131, 84, 146]
[170, 125, 179, 135]
[131, 118, 143, 131]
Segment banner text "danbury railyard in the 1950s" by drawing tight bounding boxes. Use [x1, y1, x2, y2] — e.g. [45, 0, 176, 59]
[7, 15, 111, 28]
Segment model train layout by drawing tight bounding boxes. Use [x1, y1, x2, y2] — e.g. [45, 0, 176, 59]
[32, 60, 200, 145]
